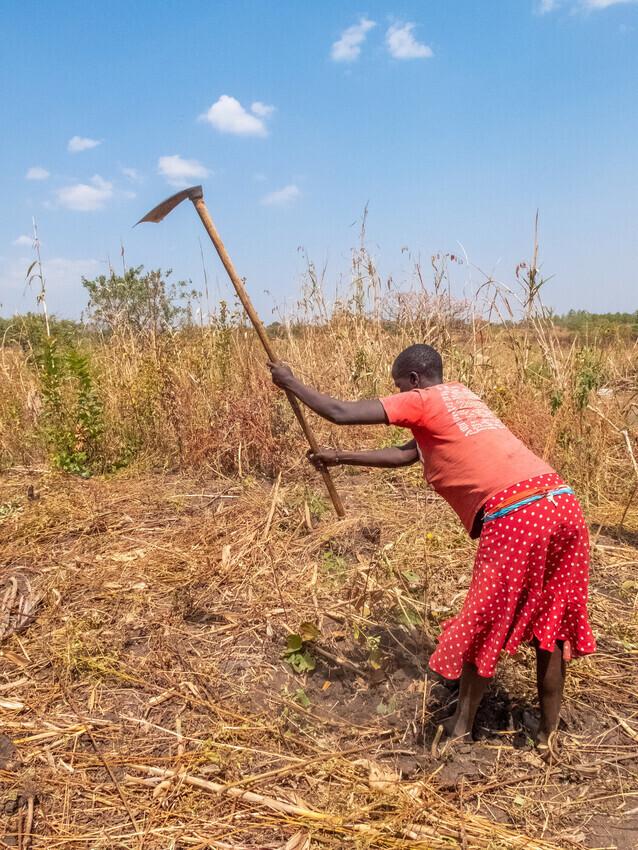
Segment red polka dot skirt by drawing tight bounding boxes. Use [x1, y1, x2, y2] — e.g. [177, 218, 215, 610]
[429, 473, 596, 680]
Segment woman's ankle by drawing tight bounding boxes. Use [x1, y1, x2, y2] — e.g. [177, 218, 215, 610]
[444, 712, 474, 739]
[537, 717, 558, 746]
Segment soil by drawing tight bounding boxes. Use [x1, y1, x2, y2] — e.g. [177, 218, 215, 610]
[1, 470, 637, 849]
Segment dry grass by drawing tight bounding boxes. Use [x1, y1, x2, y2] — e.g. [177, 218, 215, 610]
[1, 252, 637, 504]
[1, 466, 637, 849]
[1, 247, 637, 848]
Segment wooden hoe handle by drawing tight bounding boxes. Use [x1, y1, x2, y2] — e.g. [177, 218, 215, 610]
[192, 197, 346, 518]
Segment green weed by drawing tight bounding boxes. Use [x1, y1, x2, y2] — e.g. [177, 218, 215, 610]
[37, 338, 104, 476]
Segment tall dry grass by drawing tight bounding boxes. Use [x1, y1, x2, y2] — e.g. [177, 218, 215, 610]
[1, 242, 636, 512]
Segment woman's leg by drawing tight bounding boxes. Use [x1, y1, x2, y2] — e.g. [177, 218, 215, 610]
[443, 661, 490, 740]
[535, 640, 565, 746]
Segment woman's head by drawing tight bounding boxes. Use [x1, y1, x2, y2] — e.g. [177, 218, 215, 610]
[391, 344, 443, 392]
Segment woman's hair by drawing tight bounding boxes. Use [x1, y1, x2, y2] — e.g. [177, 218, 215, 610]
[392, 344, 443, 382]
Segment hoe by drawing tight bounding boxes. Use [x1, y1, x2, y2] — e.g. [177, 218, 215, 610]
[137, 185, 345, 517]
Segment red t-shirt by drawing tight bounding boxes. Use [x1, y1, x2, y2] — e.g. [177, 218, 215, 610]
[380, 382, 554, 535]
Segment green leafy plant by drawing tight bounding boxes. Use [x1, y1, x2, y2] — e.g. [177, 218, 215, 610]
[83, 266, 192, 334]
[321, 549, 347, 580]
[402, 569, 420, 584]
[353, 624, 383, 669]
[550, 388, 563, 414]
[37, 338, 104, 476]
[376, 695, 397, 716]
[282, 622, 320, 674]
[573, 347, 605, 412]
[306, 489, 328, 520]
[395, 604, 422, 627]
[293, 688, 311, 708]
[212, 299, 234, 385]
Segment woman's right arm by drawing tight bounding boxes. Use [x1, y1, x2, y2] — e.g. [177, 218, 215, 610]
[308, 440, 418, 469]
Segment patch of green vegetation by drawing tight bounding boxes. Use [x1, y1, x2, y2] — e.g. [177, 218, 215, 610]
[0, 313, 86, 350]
[293, 688, 311, 708]
[353, 624, 382, 669]
[306, 489, 329, 520]
[395, 604, 423, 627]
[37, 338, 105, 476]
[550, 388, 564, 414]
[376, 695, 397, 716]
[62, 634, 130, 683]
[554, 309, 638, 339]
[525, 358, 552, 390]
[72, 653, 136, 684]
[282, 623, 320, 674]
[377, 426, 410, 449]
[0, 500, 22, 521]
[82, 266, 193, 334]
[574, 347, 606, 411]
[350, 347, 380, 398]
[320, 549, 348, 584]
[402, 569, 421, 584]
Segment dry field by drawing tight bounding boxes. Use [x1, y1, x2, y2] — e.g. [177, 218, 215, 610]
[1, 264, 638, 849]
[1, 465, 637, 850]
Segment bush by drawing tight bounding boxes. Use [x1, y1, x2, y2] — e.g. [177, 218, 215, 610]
[37, 339, 105, 476]
[82, 266, 194, 334]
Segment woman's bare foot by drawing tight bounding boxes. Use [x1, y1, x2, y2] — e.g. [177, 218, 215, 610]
[438, 662, 488, 748]
[431, 717, 474, 758]
[521, 709, 560, 761]
[536, 727, 561, 763]
[442, 714, 474, 742]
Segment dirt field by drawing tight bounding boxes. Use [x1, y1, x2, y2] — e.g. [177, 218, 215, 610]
[1, 466, 637, 850]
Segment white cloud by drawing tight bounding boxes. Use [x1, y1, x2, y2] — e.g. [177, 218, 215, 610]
[537, 0, 637, 10]
[157, 155, 210, 187]
[251, 101, 275, 118]
[199, 95, 270, 137]
[582, 0, 637, 7]
[13, 235, 33, 247]
[386, 23, 433, 59]
[46, 256, 100, 278]
[331, 18, 376, 62]
[25, 166, 50, 180]
[260, 184, 300, 207]
[0, 255, 101, 317]
[68, 135, 101, 153]
[56, 175, 113, 211]
[121, 166, 142, 182]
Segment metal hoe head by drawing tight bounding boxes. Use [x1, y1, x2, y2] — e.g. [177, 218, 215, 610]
[135, 185, 204, 225]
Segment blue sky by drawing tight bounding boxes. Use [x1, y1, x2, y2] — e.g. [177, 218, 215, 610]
[1, 0, 637, 319]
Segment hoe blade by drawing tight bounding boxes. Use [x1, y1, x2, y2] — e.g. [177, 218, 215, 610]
[135, 185, 204, 225]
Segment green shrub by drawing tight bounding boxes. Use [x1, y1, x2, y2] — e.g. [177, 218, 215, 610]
[37, 339, 104, 476]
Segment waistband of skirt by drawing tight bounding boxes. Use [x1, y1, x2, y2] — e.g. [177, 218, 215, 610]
[483, 486, 574, 523]
[483, 473, 565, 513]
